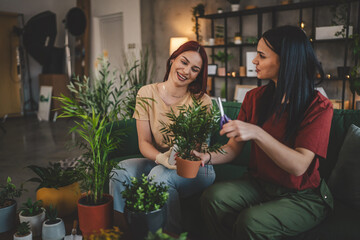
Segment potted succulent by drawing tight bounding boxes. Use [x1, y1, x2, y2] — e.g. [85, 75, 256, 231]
[13, 221, 32, 240]
[18, 198, 45, 237]
[212, 50, 234, 76]
[0, 177, 26, 233]
[26, 162, 81, 217]
[122, 174, 169, 240]
[227, 0, 241, 12]
[160, 97, 224, 178]
[41, 204, 65, 240]
[146, 228, 187, 240]
[55, 55, 132, 236]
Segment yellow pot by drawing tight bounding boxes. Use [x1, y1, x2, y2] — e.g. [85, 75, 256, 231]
[36, 182, 81, 217]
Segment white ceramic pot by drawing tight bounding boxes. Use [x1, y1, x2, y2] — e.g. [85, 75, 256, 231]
[13, 231, 32, 240]
[19, 208, 46, 237]
[231, 4, 240, 11]
[42, 218, 65, 240]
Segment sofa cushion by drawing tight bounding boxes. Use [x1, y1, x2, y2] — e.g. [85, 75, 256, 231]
[327, 124, 360, 209]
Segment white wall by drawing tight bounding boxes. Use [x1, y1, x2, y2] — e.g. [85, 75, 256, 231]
[0, 0, 76, 111]
[90, 0, 142, 79]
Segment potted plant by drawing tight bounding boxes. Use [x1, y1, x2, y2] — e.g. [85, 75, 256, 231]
[227, 0, 241, 12]
[122, 174, 169, 240]
[13, 222, 32, 240]
[41, 204, 65, 240]
[146, 228, 187, 240]
[191, 3, 205, 41]
[212, 50, 234, 76]
[0, 177, 26, 233]
[26, 162, 81, 217]
[55, 55, 133, 236]
[18, 198, 45, 237]
[160, 97, 225, 178]
[350, 34, 360, 97]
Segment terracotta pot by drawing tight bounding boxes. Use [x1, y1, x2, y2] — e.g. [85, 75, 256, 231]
[77, 194, 113, 237]
[36, 182, 81, 217]
[176, 157, 201, 178]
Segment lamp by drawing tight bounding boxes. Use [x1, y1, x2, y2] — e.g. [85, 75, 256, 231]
[169, 37, 189, 56]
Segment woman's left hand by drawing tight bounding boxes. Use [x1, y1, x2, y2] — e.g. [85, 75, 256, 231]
[220, 120, 261, 142]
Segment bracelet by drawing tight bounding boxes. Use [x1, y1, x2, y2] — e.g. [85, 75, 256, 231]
[205, 152, 212, 165]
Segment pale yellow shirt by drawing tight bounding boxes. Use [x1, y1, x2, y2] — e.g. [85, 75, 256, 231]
[133, 83, 212, 152]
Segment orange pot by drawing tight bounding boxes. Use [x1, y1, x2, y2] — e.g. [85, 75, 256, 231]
[176, 157, 201, 178]
[77, 194, 113, 237]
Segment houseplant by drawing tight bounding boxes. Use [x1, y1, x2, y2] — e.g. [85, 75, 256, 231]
[191, 3, 205, 41]
[55, 55, 133, 236]
[122, 174, 169, 240]
[0, 176, 26, 233]
[13, 221, 32, 240]
[146, 228, 187, 240]
[18, 198, 45, 237]
[160, 97, 224, 178]
[26, 162, 81, 217]
[41, 204, 65, 240]
[212, 50, 234, 76]
[350, 33, 360, 96]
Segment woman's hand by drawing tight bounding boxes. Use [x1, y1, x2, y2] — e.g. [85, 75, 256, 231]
[220, 120, 261, 142]
[155, 148, 177, 170]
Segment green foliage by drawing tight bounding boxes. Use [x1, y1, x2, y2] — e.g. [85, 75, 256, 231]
[146, 228, 187, 240]
[330, 2, 349, 37]
[15, 221, 31, 237]
[212, 51, 234, 67]
[350, 34, 360, 95]
[26, 162, 80, 190]
[160, 97, 224, 161]
[122, 174, 169, 213]
[19, 198, 43, 217]
[0, 177, 26, 207]
[45, 204, 59, 224]
[191, 3, 205, 40]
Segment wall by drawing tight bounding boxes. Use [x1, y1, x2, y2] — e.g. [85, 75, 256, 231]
[0, 0, 76, 112]
[141, 0, 360, 107]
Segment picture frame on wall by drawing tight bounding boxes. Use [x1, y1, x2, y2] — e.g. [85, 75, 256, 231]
[234, 85, 257, 103]
[208, 64, 218, 76]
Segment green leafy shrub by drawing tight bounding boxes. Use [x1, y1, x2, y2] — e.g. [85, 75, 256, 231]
[146, 228, 187, 240]
[0, 176, 26, 208]
[19, 198, 43, 216]
[160, 97, 224, 161]
[122, 174, 169, 213]
[27, 162, 80, 190]
[15, 221, 31, 237]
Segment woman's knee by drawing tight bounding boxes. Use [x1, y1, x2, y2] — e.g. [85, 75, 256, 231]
[234, 208, 264, 239]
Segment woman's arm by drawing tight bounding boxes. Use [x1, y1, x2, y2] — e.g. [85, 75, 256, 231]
[221, 120, 315, 176]
[136, 119, 160, 161]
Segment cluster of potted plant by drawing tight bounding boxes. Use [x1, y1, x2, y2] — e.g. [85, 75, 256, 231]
[0, 177, 26, 233]
[160, 97, 225, 178]
[26, 162, 81, 217]
[18, 198, 45, 237]
[122, 174, 169, 240]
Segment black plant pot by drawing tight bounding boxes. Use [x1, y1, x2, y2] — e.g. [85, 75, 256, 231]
[125, 206, 166, 240]
[337, 66, 350, 79]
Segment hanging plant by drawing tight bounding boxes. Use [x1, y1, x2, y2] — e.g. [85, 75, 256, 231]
[191, 3, 205, 42]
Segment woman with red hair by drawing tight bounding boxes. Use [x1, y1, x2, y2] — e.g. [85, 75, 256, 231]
[110, 41, 214, 234]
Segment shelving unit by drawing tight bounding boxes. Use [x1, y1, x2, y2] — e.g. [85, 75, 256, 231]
[196, 0, 360, 109]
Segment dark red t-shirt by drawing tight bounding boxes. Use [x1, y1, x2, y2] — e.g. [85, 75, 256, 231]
[238, 85, 333, 190]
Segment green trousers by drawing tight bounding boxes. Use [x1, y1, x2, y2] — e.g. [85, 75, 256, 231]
[201, 175, 333, 240]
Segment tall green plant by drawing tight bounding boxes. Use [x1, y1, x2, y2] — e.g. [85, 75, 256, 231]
[160, 97, 224, 161]
[0, 177, 26, 208]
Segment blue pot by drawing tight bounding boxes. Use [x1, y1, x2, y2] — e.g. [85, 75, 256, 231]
[0, 200, 16, 233]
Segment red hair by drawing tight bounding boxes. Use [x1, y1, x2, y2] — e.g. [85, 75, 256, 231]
[163, 41, 208, 97]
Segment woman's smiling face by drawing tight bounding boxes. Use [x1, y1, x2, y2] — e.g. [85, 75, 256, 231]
[252, 38, 280, 83]
[168, 51, 203, 87]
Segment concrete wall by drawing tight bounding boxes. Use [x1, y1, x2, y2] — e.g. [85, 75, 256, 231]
[0, 0, 76, 111]
[141, 0, 360, 106]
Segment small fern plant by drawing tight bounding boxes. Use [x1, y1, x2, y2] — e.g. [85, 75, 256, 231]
[160, 97, 224, 161]
[45, 204, 60, 224]
[15, 221, 31, 237]
[19, 198, 43, 216]
[122, 174, 169, 213]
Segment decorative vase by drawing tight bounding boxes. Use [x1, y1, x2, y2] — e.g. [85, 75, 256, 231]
[42, 218, 65, 240]
[125, 207, 166, 240]
[77, 194, 113, 237]
[36, 182, 81, 217]
[13, 231, 32, 240]
[0, 200, 16, 233]
[176, 157, 202, 178]
[19, 208, 46, 237]
[231, 4, 240, 11]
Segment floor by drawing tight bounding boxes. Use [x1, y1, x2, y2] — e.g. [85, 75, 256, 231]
[0, 114, 83, 205]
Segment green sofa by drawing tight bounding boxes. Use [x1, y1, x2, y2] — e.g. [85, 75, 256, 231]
[110, 101, 360, 239]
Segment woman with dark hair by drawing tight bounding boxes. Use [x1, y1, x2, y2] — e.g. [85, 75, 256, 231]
[109, 41, 215, 233]
[193, 26, 334, 239]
